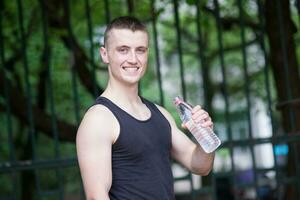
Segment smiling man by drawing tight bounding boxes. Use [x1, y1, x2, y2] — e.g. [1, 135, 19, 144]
[76, 16, 216, 200]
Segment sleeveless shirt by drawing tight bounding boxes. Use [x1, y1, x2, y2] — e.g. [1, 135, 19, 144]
[94, 96, 175, 200]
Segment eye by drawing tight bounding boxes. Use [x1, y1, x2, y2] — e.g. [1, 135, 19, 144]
[136, 47, 147, 54]
[117, 47, 129, 54]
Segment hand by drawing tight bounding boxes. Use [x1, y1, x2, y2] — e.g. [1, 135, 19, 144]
[181, 105, 214, 129]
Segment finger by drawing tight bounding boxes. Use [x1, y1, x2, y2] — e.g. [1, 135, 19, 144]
[200, 121, 213, 128]
[193, 112, 209, 122]
[192, 109, 206, 119]
[191, 105, 202, 114]
[181, 123, 187, 129]
[194, 116, 212, 126]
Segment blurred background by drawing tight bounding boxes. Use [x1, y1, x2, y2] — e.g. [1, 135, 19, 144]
[1, 0, 300, 199]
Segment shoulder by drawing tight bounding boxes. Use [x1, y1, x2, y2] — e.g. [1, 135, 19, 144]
[81, 104, 117, 128]
[76, 104, 119, 144]
[154, 104, 177, 127]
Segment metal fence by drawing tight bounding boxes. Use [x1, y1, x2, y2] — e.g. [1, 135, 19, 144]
[1, 0, 300, 199]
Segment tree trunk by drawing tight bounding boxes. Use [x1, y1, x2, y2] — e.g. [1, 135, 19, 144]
[265, 0, 300, 199]
[265, 0, 300, 131]
[20, 136, 35, 200]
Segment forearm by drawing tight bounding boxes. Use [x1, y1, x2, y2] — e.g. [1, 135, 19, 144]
[81, 169, 112, 200]
[86, 192, 110, 200]
[83, 181, 111, 200]
[87, 197, 110, 200]
[190, 145, 215, 175]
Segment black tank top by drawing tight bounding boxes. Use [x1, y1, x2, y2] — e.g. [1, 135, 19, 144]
[94, 96, 175, 200]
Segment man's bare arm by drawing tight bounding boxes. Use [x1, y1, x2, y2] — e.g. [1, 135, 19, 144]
[76, 105, 119, 200]
[157, 105, 215, 176]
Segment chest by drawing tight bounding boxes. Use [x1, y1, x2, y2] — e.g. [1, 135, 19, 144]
[112, 116, 172, 157]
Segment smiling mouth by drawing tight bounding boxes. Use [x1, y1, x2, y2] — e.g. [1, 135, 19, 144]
[122, 66, 140, 71]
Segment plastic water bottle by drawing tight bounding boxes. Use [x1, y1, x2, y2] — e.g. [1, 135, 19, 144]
[173, 96, 221, 153]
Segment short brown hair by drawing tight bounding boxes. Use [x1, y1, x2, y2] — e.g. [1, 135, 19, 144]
[104, 16, 148, 47]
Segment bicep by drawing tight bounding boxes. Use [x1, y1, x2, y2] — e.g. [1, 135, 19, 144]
[156, 105, 196, 170]
[77, 132, 112, 195]
[76, 107, 117, 198]
[170, 124, 196, 170]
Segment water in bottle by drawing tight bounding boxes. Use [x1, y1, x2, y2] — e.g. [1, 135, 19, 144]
[173, 96, 221, 153]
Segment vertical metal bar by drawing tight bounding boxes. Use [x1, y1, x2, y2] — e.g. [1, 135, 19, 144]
[172, 0, 187, 100]
[16, 0, 36, 159]
[275, 0, 295, 130]
[275, 0, 300, 198]
[256, 0, 280, 196]
[16, 0, 42, 198]
[237, 0, 258, 197]
[84, 0, 98, 98]
[63, 0, 80, 125]
[172, 1, 194, 198]
[195, 0, 209, 111]
[151, 0, 164, 106]
[195, 1, 219, 199]
[189, 173, 196, 200]
[291, 141, 300, 199]
[212, 0, 234, 198]
[295, 0, 300, 29]
[0, 1, 18, 199]
[126, 0, 134, 16]
[39, 0, 64, 199]
[104, 0, 110, 24]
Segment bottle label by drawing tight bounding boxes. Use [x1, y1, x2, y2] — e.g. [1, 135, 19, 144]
[185, 120, 204, 141]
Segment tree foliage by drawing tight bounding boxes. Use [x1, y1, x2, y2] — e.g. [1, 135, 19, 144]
[1, 0, 300, 199]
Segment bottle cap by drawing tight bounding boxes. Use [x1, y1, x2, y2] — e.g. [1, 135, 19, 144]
[173, 96, 183, 105]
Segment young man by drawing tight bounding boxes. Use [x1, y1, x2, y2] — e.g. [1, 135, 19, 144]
[76, 16, 215, 200]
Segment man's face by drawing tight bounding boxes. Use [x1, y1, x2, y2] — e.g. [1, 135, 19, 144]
[100, 29, 149, 86]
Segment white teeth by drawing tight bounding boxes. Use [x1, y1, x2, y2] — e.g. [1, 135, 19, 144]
[122, 66, 139, 71]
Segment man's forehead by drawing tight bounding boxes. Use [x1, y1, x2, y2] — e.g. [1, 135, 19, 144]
[107, 29, 149, 46]
[109, 28, 148, 36]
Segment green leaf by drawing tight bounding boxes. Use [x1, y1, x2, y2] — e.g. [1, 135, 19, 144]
[186, 0, 197, 5]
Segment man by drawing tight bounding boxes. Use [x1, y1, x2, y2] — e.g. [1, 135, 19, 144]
[76, 16, 215, 200]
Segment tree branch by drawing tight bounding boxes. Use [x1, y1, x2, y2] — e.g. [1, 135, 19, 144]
[207, 37, 258, 61]
[0, 68, 76, 142]
[203, 6, 260, 31]
[44, 0, 104, 96]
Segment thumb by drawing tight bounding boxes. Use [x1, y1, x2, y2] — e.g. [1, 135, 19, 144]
[181, 123, 187, 129]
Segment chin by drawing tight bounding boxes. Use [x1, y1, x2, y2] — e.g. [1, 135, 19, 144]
[123, 73, 144, 83]
[123, 78, 141, 85]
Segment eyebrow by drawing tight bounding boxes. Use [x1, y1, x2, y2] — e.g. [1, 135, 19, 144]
[136, 46, 148, 49]
[116, 45, 148, 49]
[116, 45, 130, 48]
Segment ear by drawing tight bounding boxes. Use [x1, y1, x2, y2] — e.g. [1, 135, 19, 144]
[100, 47, 109, 64]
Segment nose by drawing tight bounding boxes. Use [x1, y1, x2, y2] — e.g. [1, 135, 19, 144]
[127, 50, 138, 64]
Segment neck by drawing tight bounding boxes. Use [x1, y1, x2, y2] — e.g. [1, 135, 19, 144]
[101, 79, 141, 104]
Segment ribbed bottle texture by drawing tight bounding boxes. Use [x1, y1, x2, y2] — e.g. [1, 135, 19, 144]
[173, 96, 221, 153]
